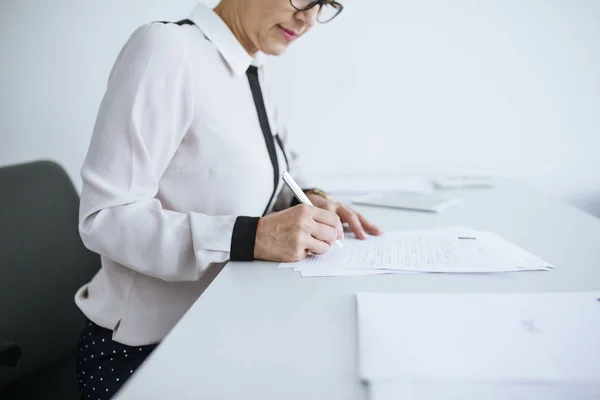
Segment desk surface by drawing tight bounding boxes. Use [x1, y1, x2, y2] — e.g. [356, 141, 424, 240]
[116, 182, 600, 400]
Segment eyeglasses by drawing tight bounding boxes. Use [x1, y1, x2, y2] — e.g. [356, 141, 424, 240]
[289, 0, 343, 23]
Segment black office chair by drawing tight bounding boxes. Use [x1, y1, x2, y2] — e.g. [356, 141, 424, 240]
[0, 160, 101, 399]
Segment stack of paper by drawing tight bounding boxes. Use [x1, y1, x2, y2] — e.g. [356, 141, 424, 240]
[357, 292, 600, 400]
[352, 192, 461, 212]
[279, 227, 554, 277]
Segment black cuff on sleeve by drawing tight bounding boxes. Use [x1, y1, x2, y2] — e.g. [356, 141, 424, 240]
[290, 188, 317, 207]
[230, 216, 260, 261]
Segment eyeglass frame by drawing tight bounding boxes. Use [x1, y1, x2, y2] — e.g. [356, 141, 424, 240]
[289, 0, 344, 23]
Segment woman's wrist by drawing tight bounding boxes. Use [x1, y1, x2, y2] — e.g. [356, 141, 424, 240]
[289, 188, 332, 207]
[304, 188, 334, 202]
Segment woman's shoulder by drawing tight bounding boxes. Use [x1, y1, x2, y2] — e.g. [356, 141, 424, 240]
[108, 22, 192, 77]
[103, 21, 195, 86]
[123, 22, 188, 56]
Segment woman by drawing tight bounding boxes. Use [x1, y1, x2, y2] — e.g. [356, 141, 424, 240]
[75, 0, 381, 397]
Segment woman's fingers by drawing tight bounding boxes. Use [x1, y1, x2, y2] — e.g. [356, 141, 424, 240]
[337, 205, 367, 239]
[310, 220, 339, 245]
[357, 212, 382, 236]
[305, 235, 332, 255]
[336, 204, 383, 239]
[312, 207, 344, 240]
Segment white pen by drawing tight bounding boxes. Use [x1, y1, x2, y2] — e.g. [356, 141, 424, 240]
[282, 171, 344, 248]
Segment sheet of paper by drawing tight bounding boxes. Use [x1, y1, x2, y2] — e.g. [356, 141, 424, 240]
[284, 227, 552, 274]
[357, 292, 600, 383]
[288, 227, 470, 270]
[477, 231, 554, 269]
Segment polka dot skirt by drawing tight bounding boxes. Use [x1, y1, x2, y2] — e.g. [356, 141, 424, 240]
[76, 319, 158, 400]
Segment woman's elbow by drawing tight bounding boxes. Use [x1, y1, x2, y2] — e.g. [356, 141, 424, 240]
[78, 211, 104, 254]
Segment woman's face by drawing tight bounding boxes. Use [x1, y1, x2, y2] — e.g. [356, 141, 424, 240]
[246, 0, 320, 55]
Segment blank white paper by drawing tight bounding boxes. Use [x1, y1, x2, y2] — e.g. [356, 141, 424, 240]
[357, 292, 600, 383]
[368, 378, 600, 400]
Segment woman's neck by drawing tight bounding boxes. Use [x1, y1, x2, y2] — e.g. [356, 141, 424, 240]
[214, 0, 258, 56]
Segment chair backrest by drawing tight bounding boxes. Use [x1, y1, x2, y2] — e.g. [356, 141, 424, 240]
[0, 160, 100, 388]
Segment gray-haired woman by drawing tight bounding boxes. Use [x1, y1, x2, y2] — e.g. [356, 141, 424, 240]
[75, 0, 381, 397]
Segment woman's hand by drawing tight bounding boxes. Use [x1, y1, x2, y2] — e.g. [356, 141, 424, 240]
[254, 204, 344, 262]
[307, 193, 382, 240]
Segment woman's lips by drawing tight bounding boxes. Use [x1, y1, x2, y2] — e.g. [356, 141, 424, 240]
[278, 25, 298, 42]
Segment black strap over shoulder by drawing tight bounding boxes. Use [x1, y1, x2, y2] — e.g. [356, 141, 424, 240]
[154, 19, 195, 26]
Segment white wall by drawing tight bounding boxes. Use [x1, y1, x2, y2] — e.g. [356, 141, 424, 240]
[1, 0, 599, 215]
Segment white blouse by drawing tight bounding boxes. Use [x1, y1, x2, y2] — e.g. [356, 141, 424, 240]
[75, 2, 310, 346]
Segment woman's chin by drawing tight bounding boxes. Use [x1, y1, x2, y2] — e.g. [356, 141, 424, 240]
[260, 41, 290, 56]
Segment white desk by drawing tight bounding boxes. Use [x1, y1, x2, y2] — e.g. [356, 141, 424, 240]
[115, 182, 600, 400]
